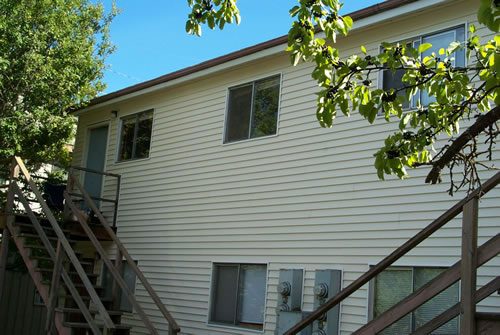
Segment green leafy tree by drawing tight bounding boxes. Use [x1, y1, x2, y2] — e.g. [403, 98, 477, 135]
[0, 0, 117, 170]
[187, 0, 499, 194]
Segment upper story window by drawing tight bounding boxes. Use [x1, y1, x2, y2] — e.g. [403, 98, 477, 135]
[209, 263, 267, 330]
[371, 266, 459, 334]
[117, 109, 153, 162]
[382, 25, 465, 109]
[224, 74, 281, 144]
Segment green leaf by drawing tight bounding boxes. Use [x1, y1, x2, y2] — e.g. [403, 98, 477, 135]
[292, 52, 301, 66]
[419, 43, 432, 53]
[289, 6, 300, 17]
[342, 16, 353, 30]
[447, 41, 461, 56]
[361, 45, 367, 54]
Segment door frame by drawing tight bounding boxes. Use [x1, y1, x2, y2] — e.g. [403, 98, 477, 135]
[82, 121, 110, 204]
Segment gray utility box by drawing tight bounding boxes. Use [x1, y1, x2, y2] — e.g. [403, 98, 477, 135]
[276, 269, 305, 335]
[277, 311, 312, 335]
[277, 269, 303, 311]
[313, 269, 342, 335]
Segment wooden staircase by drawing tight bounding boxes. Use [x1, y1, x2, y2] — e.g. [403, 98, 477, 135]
[0, 157, 180, 335]
[9, 215, 131, 335]
[285, 171, 500, 335]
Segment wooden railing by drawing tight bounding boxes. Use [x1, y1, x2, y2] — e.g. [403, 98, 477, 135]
[66, 165, 121, 228]
[3, 157, 115, 334]
[1, 157, 180, 335]
[285, 171, 500, 334]
[64, 170, 181, 335]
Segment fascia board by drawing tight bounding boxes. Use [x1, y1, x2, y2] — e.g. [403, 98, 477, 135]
[76, 0, 452, 115]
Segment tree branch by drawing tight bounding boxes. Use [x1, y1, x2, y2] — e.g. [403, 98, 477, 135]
[425, 105, 500, 184]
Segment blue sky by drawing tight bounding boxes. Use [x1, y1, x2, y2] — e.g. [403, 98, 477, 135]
[100, 1, 383, 94]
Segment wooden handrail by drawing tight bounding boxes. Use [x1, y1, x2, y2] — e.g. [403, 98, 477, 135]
[64, 192, 160, 335]
[12, 157, 116, 330]
[67, 192, 118, 204]
[413, 276, 500, 335]
[352, 233, 500, 334]
[70, 165, 121, 178]
[68, 171, 181, 333]
[285, 171, 500, 335]
[68, 165, 121, 228]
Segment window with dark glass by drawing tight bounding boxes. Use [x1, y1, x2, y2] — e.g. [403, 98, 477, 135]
[371, 267, 459, 334]
[224, 75, 280, 143]
[382, 25, 465, 109]
[118, 109, 153, 161]
[209, 263, 267, 330]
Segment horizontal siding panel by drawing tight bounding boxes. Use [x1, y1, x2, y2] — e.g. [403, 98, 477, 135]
[70, 2, 499, 334]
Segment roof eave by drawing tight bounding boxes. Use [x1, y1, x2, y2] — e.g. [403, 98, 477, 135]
[75, 0, 450, 114]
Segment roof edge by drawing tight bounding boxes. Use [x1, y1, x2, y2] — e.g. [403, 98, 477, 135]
[76, 0, 421, 112]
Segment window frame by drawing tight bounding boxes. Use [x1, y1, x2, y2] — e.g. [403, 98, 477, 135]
[368, 265, 460, 333]
[116, 109, 154, 163]
[207, 262, 269, 332]
[222, 74, 282, 145]
[377, 23, 467, 116]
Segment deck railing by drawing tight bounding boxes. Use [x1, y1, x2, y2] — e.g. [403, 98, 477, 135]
[65, 169, 181, 334]
[3, 157, 115, 334]
[285, 171, 500, 334]
[66, 165, 121, 228]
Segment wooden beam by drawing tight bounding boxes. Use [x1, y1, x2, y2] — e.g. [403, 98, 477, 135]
[414, 276, 500, 335]
[460, 197, 478, 334]
[70, 173, 181, 332]
[352, 233, 500, 335]
[284, 171, 500, 335]
[46, 240, 64, 334]
[0, 227, 10, 301]
[0, 159, 18, 303]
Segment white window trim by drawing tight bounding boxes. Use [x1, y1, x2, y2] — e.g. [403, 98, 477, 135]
[222, 73, 283, 145]
[206, 261, 269, 333]
[114, 108, 155, 164]
[375, 22, 468, 119]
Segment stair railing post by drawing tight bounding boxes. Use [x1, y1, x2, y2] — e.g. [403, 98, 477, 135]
[63, 167, 75, 221]
[46, 239, 64, 334]
[460, 196, 478, 334]
[112, 249, 123, 311]
[0, 158, 19, 300]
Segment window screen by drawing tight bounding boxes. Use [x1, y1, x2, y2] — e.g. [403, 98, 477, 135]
[224, 75, 280, 143]
[373, 267, 459, 334]
[381, 25, 465, 109]
[118, 109, 153, 161]
[210, 263, 267, 330]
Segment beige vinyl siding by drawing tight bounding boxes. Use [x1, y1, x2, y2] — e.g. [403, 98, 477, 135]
[71, 1, 499, 334]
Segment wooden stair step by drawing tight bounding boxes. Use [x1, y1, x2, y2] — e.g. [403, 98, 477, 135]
[41, 279, 103, 290]
[59, 294, 113, 303]
[14, 221, 70, 234]
[35, 267, 98, 278]
[23, 244, 83, 257]
[18, 232, 78, 243]
[476, 312, 500, 335]
[31, 255, 94, 266]
[63, 322, 132, 330]
[56, 307, 123, 316]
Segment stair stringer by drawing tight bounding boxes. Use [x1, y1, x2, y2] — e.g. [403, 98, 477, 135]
[6, 218, 71, 335]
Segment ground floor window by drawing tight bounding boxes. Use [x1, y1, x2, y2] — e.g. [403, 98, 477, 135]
[371, 267, 459, 334]
[209, 263, 267, 330]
